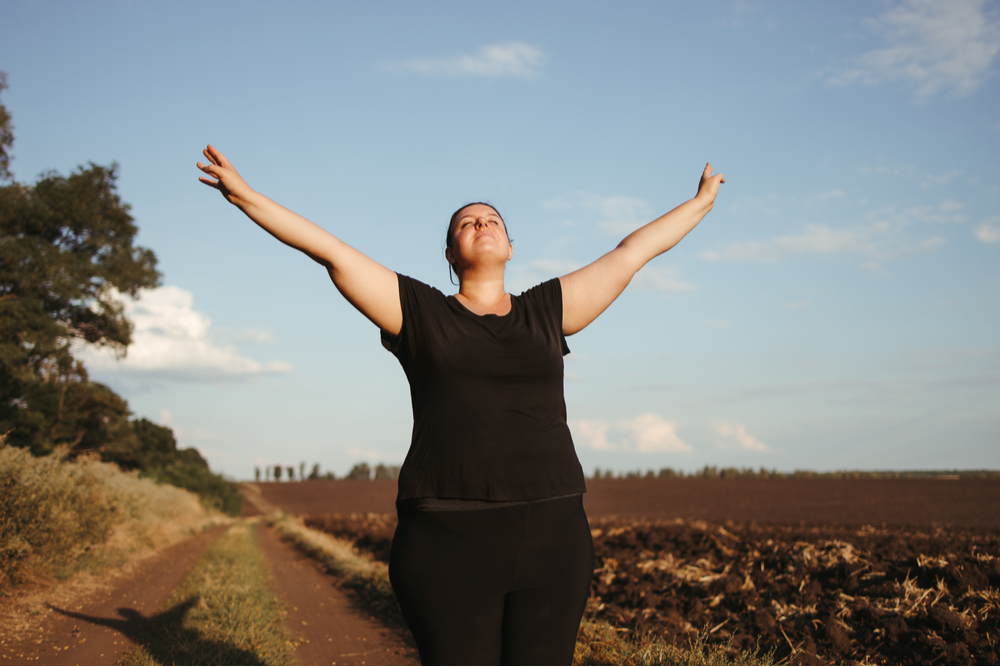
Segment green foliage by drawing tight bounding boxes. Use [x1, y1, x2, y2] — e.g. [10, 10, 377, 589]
[346, 462, 371, 480]
[374, 463, 400, 480]
[0, 75, 159, 457]
[0, 72, 12, 181]
[0, 80, 239, 516]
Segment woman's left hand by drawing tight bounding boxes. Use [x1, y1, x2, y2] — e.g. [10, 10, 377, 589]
[695, 162, 726, 209]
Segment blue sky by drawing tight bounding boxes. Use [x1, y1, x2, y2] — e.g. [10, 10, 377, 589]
[2, 0, 998, 479]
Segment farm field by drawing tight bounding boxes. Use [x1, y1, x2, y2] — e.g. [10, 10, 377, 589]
[259, 478, 1000, 665]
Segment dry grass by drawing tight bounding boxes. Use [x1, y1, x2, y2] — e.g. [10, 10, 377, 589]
[120, 520, 295, 666]
[574, 620, 775, 666]
[265, 511, 396, 612]
[0, 440, 224, 594]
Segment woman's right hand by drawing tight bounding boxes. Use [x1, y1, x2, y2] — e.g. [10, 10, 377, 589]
[197, 144, 253, 208]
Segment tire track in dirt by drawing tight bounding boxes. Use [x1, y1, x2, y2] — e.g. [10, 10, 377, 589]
[243, 483, 418, 666]
[0, 524, 228, 666]
[255, 522, 418, 665]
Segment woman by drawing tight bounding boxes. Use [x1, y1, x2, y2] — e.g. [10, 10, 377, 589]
[197, 145, 724, 665]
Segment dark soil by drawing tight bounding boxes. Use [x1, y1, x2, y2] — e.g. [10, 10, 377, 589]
[586, 518, 1000, 665]
[270, 479, 1000, 665]
[304, 513, 1000, 665]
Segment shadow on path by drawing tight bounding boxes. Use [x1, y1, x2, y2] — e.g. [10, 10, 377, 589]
[50, 596, 267, 665]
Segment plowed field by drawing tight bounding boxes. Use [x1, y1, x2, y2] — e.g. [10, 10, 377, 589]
[257, 478, 1000, 665]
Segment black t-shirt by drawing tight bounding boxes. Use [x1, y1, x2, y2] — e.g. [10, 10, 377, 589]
[381, 274, 587, 501]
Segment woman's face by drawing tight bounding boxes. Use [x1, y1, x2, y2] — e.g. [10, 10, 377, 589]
[446, 204, 512, 273]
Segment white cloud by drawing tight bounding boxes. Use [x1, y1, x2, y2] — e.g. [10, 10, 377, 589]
[701, 320, 733, 328]
[829, 0, 1000, 98]
[975, 219, 1000, 243]
[571, 414, 692, 453]
[785, 300, 810, 310]
[632, 266, 697, 293]
[699, 219, 946, 264]
[507, 259, 582, 294]
[392, 42, 544, 78]
[572, 419, 615, 451]
[699, 224, 871, 263]
[543, 192, 653, 235]
[76, 286, 292, 381]
[714, 422, 770, 452]
[922, 170, 964, 188]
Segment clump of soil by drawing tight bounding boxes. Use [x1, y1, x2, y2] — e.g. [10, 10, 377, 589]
[306, 512, 1000, 665]
[588, 518, 1000, 665]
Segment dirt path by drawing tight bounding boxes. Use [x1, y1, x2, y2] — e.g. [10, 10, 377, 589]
[255, 522, 418, 666]
[0, 524, 227, 666]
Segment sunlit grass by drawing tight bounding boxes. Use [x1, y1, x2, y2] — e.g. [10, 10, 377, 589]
[120, 520, 294, 666]
[0, 440, 222, 593]
[574, 620, 776, 666]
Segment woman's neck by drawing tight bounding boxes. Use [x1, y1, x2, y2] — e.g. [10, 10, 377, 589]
[456, 271, 510, 316]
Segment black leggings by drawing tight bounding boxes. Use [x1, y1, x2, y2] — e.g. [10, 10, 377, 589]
[389, 494, 594, 665]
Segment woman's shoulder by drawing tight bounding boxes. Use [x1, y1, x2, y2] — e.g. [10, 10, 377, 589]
[396, 273, 449, 301]
[514, 277, 563, 307]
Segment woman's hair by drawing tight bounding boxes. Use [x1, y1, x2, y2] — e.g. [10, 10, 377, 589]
[445, 202, 512, 285]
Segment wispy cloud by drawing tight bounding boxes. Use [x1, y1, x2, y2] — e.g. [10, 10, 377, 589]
[390, 42, 545, 78]
[571, 414, 692, 453]
[543, 192, 653, 235]
[699, 224, 872, 263]
[975, 217, 1000, 243]
[76, 286, 291, 381]
[828, 0, 1000, 98]
[700, 196, 959, 264]
[632, 266, 697, 293]
[714, 422, 770, 452]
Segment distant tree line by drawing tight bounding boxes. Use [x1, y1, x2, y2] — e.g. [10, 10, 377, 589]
[591, 465, 1000, 480]
[255, 461, 401, 482]
[0, 74, 240, 515]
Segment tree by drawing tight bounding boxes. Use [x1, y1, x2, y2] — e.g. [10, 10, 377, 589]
[346, 462, 371, 480]
[0, 73, 13, 182]
[286, 465, 294, 481]
[299, 461, 305, 481]
[307, 463, 320, 480]
[255, 466, 261, 482]
[273, 465, 282, 481]
[0, 75, 159, 455]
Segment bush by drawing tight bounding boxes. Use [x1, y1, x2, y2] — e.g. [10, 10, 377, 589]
[0, 440, 219, 592]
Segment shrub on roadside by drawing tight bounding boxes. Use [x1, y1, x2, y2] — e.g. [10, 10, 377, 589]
[0, 440, 221, 592]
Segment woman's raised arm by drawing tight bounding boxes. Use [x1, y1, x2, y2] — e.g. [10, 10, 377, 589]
[559, 163, 724, 335]
[197, 145, 402, 335]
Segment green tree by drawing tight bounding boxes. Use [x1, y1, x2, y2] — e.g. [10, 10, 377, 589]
[0, 73, 13, 182]
[0, 76, 159, 456]
[346, 462, 371, 480]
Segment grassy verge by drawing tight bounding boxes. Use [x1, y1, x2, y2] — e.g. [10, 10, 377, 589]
[0, 441, 223, 593]
[120, 520, 295, 666]
[266, 511, 396, 613]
